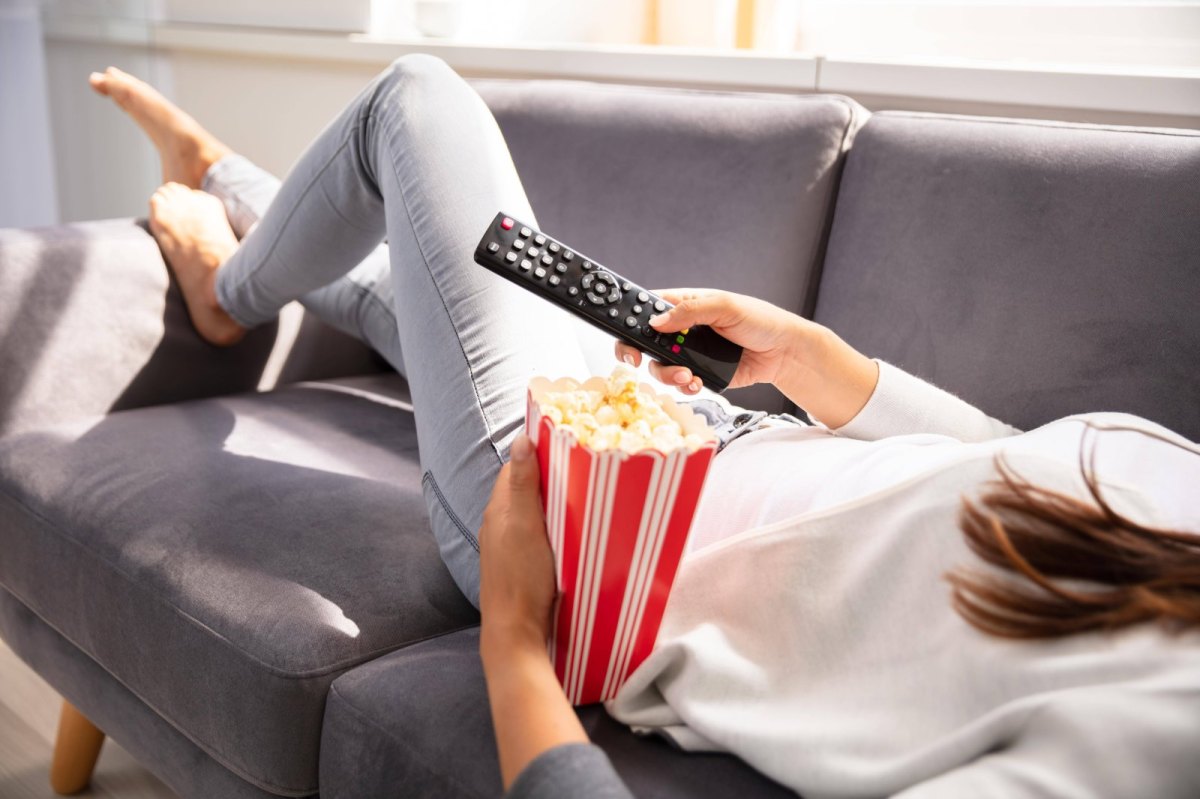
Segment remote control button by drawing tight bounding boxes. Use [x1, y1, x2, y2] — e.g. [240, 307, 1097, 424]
[548, 274, 562, 287]
[527, 247, 539, 258]
[641, 326, 656, 338]
[625, 316, 637, 327]
[632, 304, 642, 314]
[586, 291, 607, 305]
[681, 328, 689, 334]
[534, 234, 547, 246]
[653, 300, 667, 313]
[671, 344, 681, 353]
[637, 291, 649, 303]
[608, 308, 619, 318]
[554, 263, 568, 274]
[505, 252, 518, 263]
[487, 242, 499, 253]
[621, 281, 632, 291]
[501, 217, 514, 230]
[548, 242, 561, 253]
[534, 266, 547, 279]
[520, 259, 532, 271]
[676, 334, 686, 344]
[581, 274, 595, 289]
[512, 238, 525, 250]
[568, 286, 579, 296]
[541, 255, 553, 266]
[582, 260, 593, 270]
[608, 292, 622, 304]
[519, 226, 532, 238]
[562, 250, 574, 261]
[594, 283, 608, 295]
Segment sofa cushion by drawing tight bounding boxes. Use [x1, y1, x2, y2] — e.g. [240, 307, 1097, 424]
[814, 113, 1200, 439]
[476, 80, 866, 414]
[319, 626, 796, 799]
[0, 375, 478, 796]
[0, 219, 386, 440]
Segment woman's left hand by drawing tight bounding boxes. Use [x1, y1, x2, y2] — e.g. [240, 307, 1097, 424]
[478, 434, 556, 654]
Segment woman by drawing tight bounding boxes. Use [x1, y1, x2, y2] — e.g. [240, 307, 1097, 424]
[89, 57, 1200, 798]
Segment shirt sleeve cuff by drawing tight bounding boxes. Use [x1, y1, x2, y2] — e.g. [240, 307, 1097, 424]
[505, 743, 634, 799]
[832, 360, 1021, 442]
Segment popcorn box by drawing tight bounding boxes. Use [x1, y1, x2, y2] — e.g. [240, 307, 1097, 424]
[526, 374, 717, 705]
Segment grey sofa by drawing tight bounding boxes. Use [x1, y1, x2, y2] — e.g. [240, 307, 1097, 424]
[1, 76, 1198, 799]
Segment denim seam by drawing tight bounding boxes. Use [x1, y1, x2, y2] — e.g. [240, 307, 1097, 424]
[422, 471, 480, 553]
[370, 96, 505, 467]
[347, 277, 397, 336]
[218, 130, 358, 317]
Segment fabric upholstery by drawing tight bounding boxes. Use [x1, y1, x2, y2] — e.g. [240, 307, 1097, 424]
[0, 586, 294, 799]
[0, 374, 478, 796]
[475, 80, 866, 413]
[319, 627, 796, 799]
[0, 219, 386, 440]
[814, 113, 1200, 439]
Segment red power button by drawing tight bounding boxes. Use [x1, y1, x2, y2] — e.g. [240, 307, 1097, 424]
[500, 217, 514, 230]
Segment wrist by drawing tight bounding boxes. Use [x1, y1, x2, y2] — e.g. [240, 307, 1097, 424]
[481, 618, 550, 667]
[778, 323, 878, 429]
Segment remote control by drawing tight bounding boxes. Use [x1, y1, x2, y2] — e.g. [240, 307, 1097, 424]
[474, 213, 742, 391]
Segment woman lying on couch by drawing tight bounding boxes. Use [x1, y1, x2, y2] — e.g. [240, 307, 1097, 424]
[89, 58, 1200, 798]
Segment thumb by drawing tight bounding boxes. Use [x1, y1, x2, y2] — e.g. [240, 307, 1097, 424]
[649, 294, 729, 334]
[507, 434, 541, 499]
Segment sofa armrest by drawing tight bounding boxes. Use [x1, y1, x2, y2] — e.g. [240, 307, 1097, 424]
[0, 219, 386, 438]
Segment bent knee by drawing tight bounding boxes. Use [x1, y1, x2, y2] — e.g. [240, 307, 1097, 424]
[383, 53, 456, 88]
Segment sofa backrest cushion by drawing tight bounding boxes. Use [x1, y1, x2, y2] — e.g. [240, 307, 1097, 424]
[476, 80, 865, 413]
[0, 220, 385, 439]
[813, 113, 1200, 439]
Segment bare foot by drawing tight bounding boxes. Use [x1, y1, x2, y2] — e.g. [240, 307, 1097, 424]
[89, 67, 231, 188]
[149, 183, 246, 346]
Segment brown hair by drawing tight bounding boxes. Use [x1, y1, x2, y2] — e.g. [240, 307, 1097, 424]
[947, 423, 1200, 639]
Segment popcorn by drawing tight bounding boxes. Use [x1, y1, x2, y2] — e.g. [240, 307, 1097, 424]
[526, 369, 718, 704]
[534, 365, 714, 453]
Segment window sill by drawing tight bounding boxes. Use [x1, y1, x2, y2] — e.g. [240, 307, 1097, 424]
[43, 15, 1200, 121]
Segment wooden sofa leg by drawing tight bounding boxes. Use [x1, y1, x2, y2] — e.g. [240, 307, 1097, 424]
[50, 700, 106, 795]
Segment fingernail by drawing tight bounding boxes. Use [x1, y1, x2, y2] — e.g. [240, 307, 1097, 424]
[622, 353, 634, 366]
[689, 379, 702, 392]
[649, 313, 667, 327]
[673, 371, 691, 384]
[511, 434, 533, 461]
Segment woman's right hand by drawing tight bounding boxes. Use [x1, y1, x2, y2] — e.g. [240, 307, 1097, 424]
[614, 288, 807, 395]
[613, 288, 880, 428]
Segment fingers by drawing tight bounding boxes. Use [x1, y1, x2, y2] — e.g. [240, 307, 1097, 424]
[649, 292, 732, 334]
[88, 72, 109, 95]
[614, 341, 642, 367]
[647, 359, 703, 394]
[506, 434, 543, 511]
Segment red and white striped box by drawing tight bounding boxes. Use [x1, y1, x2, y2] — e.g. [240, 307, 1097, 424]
[526, 376, 717, 705]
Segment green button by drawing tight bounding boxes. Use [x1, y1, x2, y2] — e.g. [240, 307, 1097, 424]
[676, 334, 685, 344]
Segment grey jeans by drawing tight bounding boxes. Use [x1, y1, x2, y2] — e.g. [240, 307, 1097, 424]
[204, 55, 795, 608]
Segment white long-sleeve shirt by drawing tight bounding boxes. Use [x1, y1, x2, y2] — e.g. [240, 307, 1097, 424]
[606, 361, 1200, 798]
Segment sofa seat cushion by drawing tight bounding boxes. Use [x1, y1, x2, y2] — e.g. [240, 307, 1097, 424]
[814, 113, 1200, 439]
[0, 375, 478, 797]
[319, 626, 796, 799]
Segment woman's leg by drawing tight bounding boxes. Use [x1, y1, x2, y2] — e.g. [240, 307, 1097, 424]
[212, 55, 601, 607]
[203, 155, 406, 371]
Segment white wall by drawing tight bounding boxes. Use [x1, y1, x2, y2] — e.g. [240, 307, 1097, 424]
[38, 11, 1200, 225]
[0, 0, 58, 228]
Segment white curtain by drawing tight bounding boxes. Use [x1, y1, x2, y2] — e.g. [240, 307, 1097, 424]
[0, 0, 58, 228]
